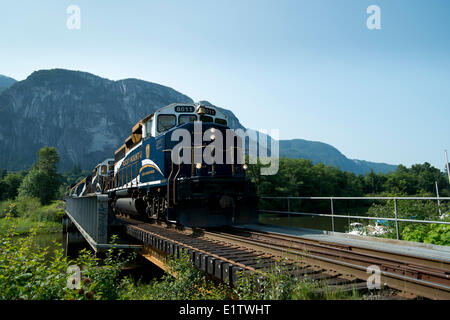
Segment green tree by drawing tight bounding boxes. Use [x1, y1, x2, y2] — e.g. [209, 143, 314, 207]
[0, 179, 6, 201]
[1, 172, 24, 200]
[18, 147, 61, 205]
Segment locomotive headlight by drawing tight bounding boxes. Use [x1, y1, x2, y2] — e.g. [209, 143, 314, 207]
[243, 164, 248, 170]
[210, 135, 216, 141]
[196, 163, 202, 169]
[211, 128, 216, 133]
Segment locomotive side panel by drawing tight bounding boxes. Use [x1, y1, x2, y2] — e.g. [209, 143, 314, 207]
[139, 135, 166, 186]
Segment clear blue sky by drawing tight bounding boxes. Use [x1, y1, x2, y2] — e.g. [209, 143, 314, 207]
[1, 0, 449, 169]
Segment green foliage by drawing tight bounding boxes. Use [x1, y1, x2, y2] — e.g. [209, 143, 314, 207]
[368, 163, 449, 196]
[126, 251, 231, 300]
[249, 158, 365, 198]
[248, 158, 450, 245]
[65, 241, 134, 300]
[248, 159, 449, 200]
[248, 158, 367, 214]
[0, 172, 24, 200]
[367, 196, 447, 220]
[0, 198, 66, 234]
[401, 221, 449, 245]
[0, 201, 18, 218]
[363, 196, 449, 244]
[0, 212, 133, 300]
[17, 147, 61, 205]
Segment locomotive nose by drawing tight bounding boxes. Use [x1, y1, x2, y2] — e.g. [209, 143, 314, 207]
[219, 195, 234, 209]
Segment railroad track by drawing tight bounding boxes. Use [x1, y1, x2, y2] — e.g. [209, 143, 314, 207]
[201, 226, 450, 299]
[117, 216, 450, 300]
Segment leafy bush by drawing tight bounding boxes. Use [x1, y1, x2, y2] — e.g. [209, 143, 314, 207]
[125, 251, 231, 300]
[0, 172, 24, 201]
[401, 221, 450, 246]
[0, 201, 17, 218]
[0, 211, 133, 300]
[14, 196, 42, 219]
[365, 196, 450, 245]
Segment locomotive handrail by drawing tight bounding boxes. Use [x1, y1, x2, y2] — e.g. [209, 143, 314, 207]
[173, 163, 181, 205]
[191, 147, 195, 176]
[164, 149, 174, 208]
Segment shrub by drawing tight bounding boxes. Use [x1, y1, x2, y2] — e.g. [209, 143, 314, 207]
[0, 201, 17, 218]
[14, 196, 42, 219]
[0, 211, 133, 300]
[401, 221, 450, 246]
[125, 251, 230, 300]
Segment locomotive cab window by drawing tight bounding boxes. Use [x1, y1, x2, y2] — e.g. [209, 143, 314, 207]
[144, 120, 153, 138]
[157, 114, 176, 133]
[199, 115, 213, 123]
[215, 118, 227, 125]
[125, 136, 134, 149]
[179, 114, 197, 125]
[141, 114, 154, 139]
[114, 145, 126, 163]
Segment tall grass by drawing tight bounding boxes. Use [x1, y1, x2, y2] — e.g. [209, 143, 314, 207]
[0, 196, 65, 234]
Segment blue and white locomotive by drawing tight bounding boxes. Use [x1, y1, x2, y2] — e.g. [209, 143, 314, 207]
[106, 102, 257, 227]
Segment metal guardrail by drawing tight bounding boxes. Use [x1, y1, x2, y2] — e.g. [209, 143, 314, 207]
[259, 196, 450, 240]
[65, 195, 142, 252]
[65, 194, 109, 244]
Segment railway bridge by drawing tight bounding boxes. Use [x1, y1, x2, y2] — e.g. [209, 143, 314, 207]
[63, 194, 450, 299]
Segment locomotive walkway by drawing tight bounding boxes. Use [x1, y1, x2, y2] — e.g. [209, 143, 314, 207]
[64, 195, 450, 299]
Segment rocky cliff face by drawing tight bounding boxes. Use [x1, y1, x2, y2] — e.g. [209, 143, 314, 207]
[0, 75, 16, 92]
[0, 69, 194, 170]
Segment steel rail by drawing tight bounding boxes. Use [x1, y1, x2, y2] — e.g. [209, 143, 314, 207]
[117, 216, 450, 299]
[209, 228, 450, 280]
[219, 227, 450, 271]
[199, 228, 450, 299]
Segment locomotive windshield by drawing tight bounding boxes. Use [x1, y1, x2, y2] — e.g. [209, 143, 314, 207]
[178, 114, 197, 125]
[157, 114, 176, 133]
[199, 115, 213, 122]
[215, 118, 227, 125]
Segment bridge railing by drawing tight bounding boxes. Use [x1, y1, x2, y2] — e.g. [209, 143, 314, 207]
[258, 196, 450, 240]
[65, 195, 109, 245]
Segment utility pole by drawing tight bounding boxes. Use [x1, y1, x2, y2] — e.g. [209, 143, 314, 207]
[446, 150, 450, 186]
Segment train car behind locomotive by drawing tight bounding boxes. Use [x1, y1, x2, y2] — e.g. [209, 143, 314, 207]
[68, 158, 114, 197]
[108, 102, 258, 227]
